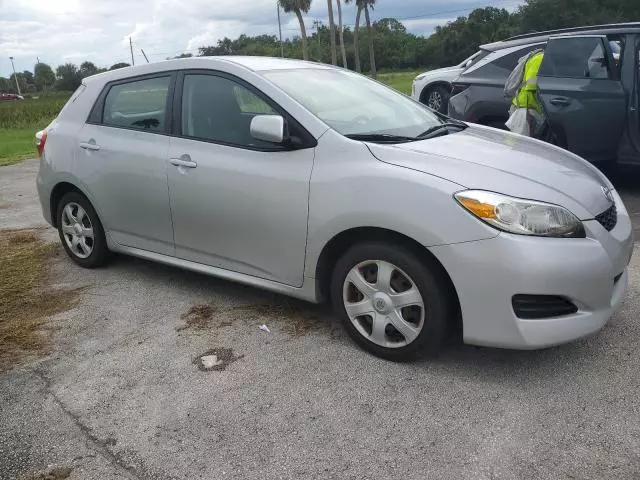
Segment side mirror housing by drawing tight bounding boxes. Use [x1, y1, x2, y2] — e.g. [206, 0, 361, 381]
[250, 115, 285, 144]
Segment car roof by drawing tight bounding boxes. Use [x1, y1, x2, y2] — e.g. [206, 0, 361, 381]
[480, 22, 640, 52]
[82, 56, 333, 85]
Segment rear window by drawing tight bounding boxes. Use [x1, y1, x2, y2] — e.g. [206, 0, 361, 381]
[464, 44, 544, 80]
[102, 76, 170, 132]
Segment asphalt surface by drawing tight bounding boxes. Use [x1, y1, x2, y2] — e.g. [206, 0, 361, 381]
[1, 159, 640, 480]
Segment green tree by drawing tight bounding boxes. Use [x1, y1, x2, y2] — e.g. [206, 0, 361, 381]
[279, 0, 312, 60]
[345, 0, 364, 72]
[362, 0, 377, 78]
[109, 62, 131, 70]
[327, 0, 337, 65]
[54, 63, 81, 91]
[335, 0, 348, 68]
[34, 63, 55, 91]
[79, 61, 99, 78]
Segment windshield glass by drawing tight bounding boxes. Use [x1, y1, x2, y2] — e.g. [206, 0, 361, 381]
[262, 68, 443, 138]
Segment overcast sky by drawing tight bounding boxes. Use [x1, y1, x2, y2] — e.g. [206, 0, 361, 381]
[0, 0, 522, 77]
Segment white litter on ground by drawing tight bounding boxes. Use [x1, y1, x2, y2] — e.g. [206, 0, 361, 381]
[200, 355, 223, 369]
[259, 324, 271, 333]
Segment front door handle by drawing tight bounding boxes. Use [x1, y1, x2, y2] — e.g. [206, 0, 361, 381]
[550, 97, 572, 107]
[79, 141, 100, 151]
[169, 154, 197, 169]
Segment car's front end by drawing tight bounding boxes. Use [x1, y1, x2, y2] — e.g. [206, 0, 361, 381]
[367, 125, 633, 349]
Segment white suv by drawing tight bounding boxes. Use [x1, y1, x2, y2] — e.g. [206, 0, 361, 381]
[411, 51, 486, 113]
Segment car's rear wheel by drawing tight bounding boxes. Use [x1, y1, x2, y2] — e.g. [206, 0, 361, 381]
[424, 85, 450, 114]
[56, 192, 110, 268]
[330, 242, 451, 361]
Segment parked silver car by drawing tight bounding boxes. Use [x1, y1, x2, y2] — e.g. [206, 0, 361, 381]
[36, 56, 633, 360]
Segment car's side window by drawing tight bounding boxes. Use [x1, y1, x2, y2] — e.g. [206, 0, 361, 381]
[102, 76, 170, 132]
[540, 37, 612, 80]
[180, 74, 278, 149]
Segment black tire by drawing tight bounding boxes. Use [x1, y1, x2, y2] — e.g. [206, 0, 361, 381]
[56, 191, 111, 268]
[330, 242, 452, 361]
[423, 85, 450, 114]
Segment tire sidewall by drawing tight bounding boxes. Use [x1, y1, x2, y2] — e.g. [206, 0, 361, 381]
[56, 192, 109, 268]
[330, 242, 450, 361]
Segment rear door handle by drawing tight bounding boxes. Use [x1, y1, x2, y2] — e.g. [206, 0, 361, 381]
[550, 97, 572, 107]
[79, 141, 100, 151]
[169, 154, 197, 168]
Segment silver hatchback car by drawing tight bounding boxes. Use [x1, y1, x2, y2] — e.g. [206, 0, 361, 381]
[36, 56, 633, 360]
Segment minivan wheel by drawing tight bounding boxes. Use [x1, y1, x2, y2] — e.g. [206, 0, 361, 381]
[330, 242, 450, 361]
[56, 192, 110, 268]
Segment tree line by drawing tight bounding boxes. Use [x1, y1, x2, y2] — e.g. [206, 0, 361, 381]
[2, 0, 639, 94]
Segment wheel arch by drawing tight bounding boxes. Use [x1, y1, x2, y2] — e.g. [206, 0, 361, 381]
[49, 181, 91, 228]
[314, 226, 462, 333]
[419, 81, 452, 105]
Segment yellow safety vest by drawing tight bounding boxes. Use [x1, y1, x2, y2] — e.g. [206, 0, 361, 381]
[512, 52, 544, 113]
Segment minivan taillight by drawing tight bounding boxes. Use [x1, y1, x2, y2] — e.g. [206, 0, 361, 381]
[36, 130, 47, 156]
[450, 83, 470, 97]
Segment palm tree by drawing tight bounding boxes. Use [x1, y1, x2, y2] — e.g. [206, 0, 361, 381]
[327, 0, 338, 65]
[335, 0, 348, 68]
[363, 0, 377, 78]
[345, 0, 363, 72]
[279, 0, 312, 61]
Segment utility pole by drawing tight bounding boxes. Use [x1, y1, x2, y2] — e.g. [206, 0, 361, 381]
[9, 56, 21, 96]
[141, 49, 149, 63]
[37, 56, 40, 64]
[129, 37, 135, 66]
[276, 2, 284, 58]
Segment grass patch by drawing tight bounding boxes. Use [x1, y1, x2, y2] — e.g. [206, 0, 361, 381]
[0, 229, 81, 371]
[0, 128, 37, 166]
[0, 93, 71, 166]
[378, 70, 422, 95]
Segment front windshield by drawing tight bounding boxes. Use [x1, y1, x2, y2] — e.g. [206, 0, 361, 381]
[262, 68, 443, 138]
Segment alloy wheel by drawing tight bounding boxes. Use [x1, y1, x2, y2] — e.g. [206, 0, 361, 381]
[60, 202, 94, 259]
[342, 260, 425, 348]
[427, 90, 443, 111]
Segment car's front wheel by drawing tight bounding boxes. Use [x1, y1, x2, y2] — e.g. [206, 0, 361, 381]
[424, 85, 450, 114]
[331, 242, 451, 361]
[56, 191, 110, 268]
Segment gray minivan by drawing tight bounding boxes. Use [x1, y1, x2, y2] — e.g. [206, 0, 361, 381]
[448, 23, 640, 166]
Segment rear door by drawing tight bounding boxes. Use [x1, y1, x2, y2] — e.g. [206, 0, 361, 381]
[78, 73, 175, 255]
[538, 35, 626, 163]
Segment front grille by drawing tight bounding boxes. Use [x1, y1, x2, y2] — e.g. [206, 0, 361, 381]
[512, 295, 578, 319]
[595, 204, 617, 232]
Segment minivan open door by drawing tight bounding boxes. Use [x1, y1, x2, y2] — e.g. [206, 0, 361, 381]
[538, 35, 627, 163]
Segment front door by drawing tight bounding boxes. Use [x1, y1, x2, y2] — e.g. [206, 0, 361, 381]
[538, 35, 627, 163]
[166, 71, 315, 287]
[77, 74, 175, 255]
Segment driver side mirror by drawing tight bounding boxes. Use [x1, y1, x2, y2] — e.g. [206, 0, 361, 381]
[250, 115, 286, 144]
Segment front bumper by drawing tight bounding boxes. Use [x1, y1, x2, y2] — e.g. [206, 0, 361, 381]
[431, 193, 633, 349]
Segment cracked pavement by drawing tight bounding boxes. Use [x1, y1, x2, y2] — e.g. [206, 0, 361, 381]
[1, 159, 640, 479]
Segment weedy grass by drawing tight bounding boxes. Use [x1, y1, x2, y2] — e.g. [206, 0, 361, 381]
[0, 229, 81, 371]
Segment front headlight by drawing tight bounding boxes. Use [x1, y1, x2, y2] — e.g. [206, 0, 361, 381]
[455, 190, 585, 238]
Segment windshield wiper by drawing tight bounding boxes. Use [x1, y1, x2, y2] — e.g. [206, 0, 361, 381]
[345, 133, 416, 143]
[417, 122, 468, 140]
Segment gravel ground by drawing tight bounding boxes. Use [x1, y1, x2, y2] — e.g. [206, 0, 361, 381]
[1, 159, 640, 480]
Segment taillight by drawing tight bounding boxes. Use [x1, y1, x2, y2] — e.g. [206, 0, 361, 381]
[450, 83, 470, 97]
[36, 130, 47, 156]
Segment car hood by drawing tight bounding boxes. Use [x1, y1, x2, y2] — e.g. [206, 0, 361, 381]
[367, 125, 613, 219]
[416, 66, 462, 80]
